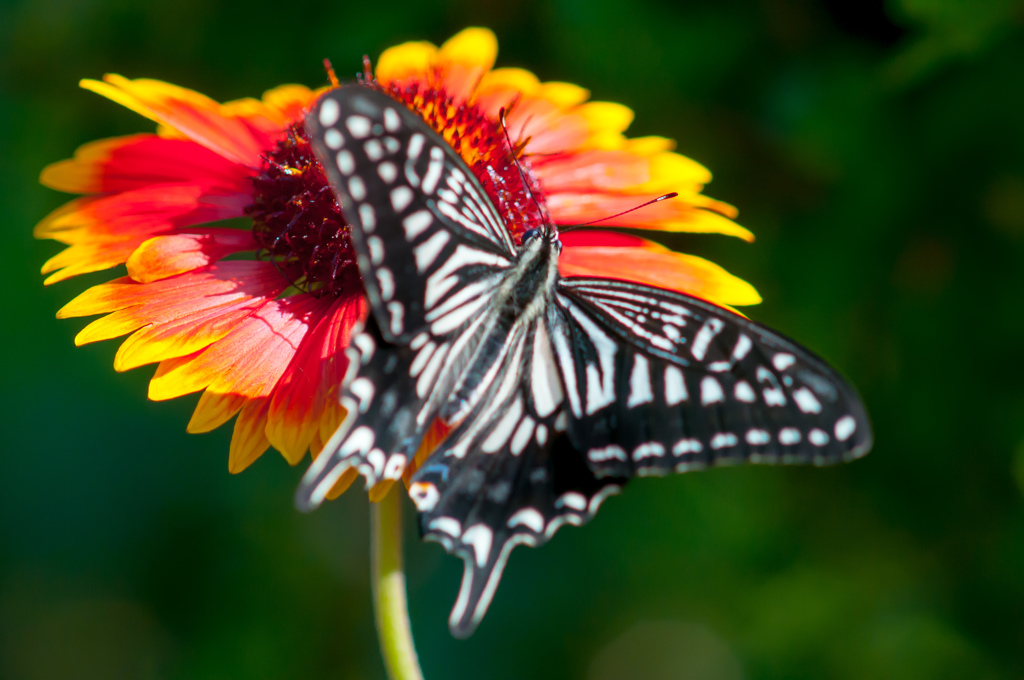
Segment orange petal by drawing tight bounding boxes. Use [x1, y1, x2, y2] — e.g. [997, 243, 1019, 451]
[436, 28, 498, 103]
[547, 191, 752, 241]
[148, 294, 330, 401]
[81, 75, 271, 167]
[260, 84, 318, 120]
[188, 390, 248, 433]
[126, 230, 256, 283]
[112, 294, 276, 371]
[228, 398, 272, 473]
[560, 244, 762, 307]
[265, 294, 368, 465]
[41, 239, 148, 285]
[40, 134, 252, 195]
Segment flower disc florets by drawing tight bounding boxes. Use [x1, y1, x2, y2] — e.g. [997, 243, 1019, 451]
[247, 124, 359, 298]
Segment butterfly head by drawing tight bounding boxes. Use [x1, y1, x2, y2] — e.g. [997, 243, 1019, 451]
[520, 223, 562, 254]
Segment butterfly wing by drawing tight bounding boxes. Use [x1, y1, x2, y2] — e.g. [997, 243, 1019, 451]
[409, 314, 622, 638]
[551, 277, 873, 478]
[298, 86, 519, 506]
[304, 85, 517, 344]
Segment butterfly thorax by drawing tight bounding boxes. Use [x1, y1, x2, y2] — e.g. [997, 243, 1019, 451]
[438, 227, 560, 424]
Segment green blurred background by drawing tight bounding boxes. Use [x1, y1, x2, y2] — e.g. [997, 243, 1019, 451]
[3, 0, 1024, 678]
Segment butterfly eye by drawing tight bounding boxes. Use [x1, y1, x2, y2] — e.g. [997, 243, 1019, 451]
[521, 228, 541, 245]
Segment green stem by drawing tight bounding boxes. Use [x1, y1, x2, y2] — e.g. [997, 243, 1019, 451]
[371, 488, 426, 680]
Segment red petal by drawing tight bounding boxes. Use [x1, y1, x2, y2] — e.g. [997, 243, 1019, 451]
[40, 134, 252, 195]
[266, 294, 369, 465]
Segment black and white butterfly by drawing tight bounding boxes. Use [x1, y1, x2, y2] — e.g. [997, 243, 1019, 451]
[297, 85, 873, 637]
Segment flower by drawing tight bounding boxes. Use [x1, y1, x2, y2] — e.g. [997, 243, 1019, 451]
[37, 27, 760, 494]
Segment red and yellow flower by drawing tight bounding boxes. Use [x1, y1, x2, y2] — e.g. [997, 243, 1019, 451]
[37, 28, 760, 496]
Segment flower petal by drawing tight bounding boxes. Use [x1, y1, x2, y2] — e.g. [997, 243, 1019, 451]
[560, 244, 761, 307]
[40, 134, 252, 195]
[534, 150, 711, 195]
[436, 27, 498, 103]
[376, 40, 438, 86]
[81, 75, 270, 167]
[229, 398, 272, 473]
[126, 230, 256, 283]
[547, 191, 752, 241]
[148, 294, 330, 402]
[265, 294, 368, 465]
[188, 390, 249, 434]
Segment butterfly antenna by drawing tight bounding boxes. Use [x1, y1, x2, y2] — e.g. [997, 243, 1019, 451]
[558, 193, 679, 234]
[498, 107, 548, 232]
[323, 58, 340, 88]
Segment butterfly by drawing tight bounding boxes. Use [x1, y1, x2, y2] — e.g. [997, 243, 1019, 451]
[296, 84, 873, 638]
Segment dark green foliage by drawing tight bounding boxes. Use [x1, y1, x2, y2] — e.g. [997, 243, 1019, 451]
[2, 0, 1022, 677]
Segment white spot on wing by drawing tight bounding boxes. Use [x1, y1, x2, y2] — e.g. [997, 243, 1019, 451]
[779, 428, 801, 445]
[746, 429, 770, 445]
[461, 524, 494, 568]
[632, 443, 666, 460]
[773, 353, 796, 371]
[324, 128, 343, 149]
[700, 376, 725, 405]
[691, 317, 725, 361]
[793, 387, 823, 414]
[409, 482, 439, 511]
[376, 268, 394, 301]
[627, 354, 654, 407]
[809, 429, 829, 446]
[508, 508, 545, 533]
[588, 445, 627, 463]
[403, 210, 432, 239]
[734, 380, 756, 402]
[673, 438, 703, 455]
[555, 492, 587, 511]
[348, 176, 366, 201]
[664, 365, 688, 406]
[390, 185, 413, 212]
[345, 114, 371, 138]
[318, 99, 339, 126]
[710, 433, 738, 449]
[336, 150, 354, 175]
[377, 160, 397, 183]
[414, 230, 450, 273]
[530, 324, 564, 417]
[835, 415, 856, 441]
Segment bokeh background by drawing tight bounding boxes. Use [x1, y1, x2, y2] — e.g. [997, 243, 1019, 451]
[3, 0, 1024, 678]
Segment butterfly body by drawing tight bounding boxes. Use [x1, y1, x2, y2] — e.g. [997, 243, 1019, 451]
[298, 85, 873, 637]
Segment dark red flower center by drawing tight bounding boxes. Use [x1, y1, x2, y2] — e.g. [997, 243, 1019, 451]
[247, 83, 549, 298]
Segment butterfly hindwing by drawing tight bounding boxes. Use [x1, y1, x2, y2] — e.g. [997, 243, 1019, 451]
[306, 86, 516, 344]
[552, 278, 873, 478]
[409, 317, 621, 637]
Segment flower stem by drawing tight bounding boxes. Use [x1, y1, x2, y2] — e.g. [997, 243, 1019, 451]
[371, 489, 425, 680]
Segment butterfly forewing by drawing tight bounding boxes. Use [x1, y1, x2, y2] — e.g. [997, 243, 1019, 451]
[553, 278, 873, 478]
[305, 87, 516, 344]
